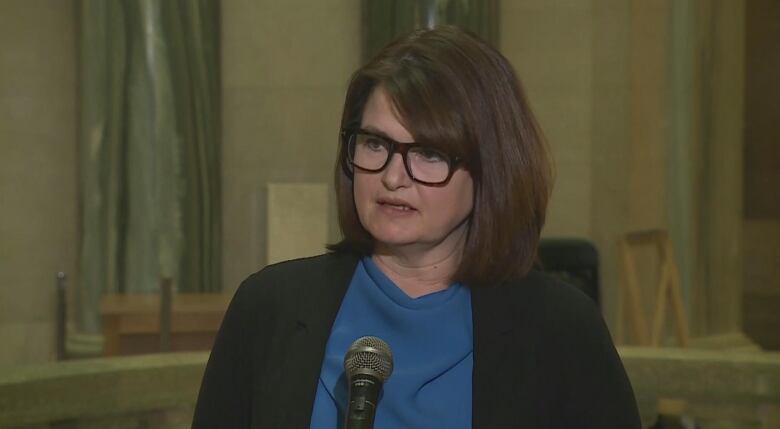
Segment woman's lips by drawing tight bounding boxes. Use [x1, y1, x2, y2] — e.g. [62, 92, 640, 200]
[377, 197, 417, 211]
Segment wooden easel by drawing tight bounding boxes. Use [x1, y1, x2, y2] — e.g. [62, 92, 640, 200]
[617, 229, 690, 347]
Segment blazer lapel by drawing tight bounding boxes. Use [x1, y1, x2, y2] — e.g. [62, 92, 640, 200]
[278, 252, 359, 428]
[471, 280, 534, 427]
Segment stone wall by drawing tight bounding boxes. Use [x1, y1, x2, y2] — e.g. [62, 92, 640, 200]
[0, 0, 78, 365]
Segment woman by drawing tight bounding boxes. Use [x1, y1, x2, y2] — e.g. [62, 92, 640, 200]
[193, 26, 641, 428]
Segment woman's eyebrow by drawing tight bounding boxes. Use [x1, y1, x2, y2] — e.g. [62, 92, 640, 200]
[360, 125, 392, 139]
[360, 125, 416, 144]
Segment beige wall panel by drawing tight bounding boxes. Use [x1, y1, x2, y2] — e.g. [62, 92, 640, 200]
[591, 0, 632, 332]
[221, 0, 360, 292]
[698, 0, 745, 336]
[0, 0, 77, 364]
[223, 1, 359, 89]
[266, 183, 329, 265]
[222, 86, 346, 291]
[500, 2, 593, 239]
[628, 0, 669, 232]
[0, 323, 54, 366]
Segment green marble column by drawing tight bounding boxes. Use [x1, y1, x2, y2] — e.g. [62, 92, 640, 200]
[362, 0, 499, 60]
[77, 0, 221, 336]
[668, 0, 696, 322]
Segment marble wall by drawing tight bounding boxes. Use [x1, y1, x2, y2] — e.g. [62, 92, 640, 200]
[500, 1, 672, 331]
[503, 0, 752, 342]
[501, 0, 595, 239]
[220, 0, 361, 293]
[0, 0, 78, 365]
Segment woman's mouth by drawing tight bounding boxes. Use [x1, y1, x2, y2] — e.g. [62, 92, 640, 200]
[377, 198, 416, 212]
[382, 203, 413, 211]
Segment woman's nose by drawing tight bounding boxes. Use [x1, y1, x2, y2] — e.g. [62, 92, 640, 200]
[381, 152, 412, 189]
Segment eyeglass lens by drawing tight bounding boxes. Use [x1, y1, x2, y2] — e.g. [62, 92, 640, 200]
[349, 132, 452, 184]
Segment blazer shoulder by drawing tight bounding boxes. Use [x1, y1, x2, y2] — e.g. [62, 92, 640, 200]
[506, 270, 599, 314]
[242, 251, 352, 282]
[236, 251, 360, 302]
[514, 274, 640, 427]
[472, 271, 640, 428]
[490, 270, 608, 345]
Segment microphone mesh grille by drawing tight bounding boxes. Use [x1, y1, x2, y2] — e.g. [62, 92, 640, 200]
[344, 336, 393, 382]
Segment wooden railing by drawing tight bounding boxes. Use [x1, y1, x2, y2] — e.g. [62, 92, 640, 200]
[1, 348, 779, 428]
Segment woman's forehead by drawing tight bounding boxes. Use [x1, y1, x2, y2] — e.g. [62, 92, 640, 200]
[360, 86, 415, 143]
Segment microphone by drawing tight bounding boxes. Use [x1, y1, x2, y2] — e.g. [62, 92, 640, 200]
[343, 336, 394, 429]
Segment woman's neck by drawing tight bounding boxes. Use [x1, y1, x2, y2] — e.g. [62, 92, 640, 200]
[372, 228, 466, 298]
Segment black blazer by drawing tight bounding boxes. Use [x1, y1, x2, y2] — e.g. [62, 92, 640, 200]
[192, 252, 641, 428]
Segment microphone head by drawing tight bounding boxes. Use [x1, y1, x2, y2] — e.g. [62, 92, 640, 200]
[344, 336, 394, 382]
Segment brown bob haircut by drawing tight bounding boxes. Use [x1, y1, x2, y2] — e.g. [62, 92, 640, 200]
[329, 25, 552, 287]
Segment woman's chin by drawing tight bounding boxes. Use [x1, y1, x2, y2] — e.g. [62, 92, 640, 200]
[370, 230, 425, 250]
[373, 235, 419, 249]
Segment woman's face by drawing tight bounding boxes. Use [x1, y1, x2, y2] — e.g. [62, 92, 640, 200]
[353, 86, 474, 254]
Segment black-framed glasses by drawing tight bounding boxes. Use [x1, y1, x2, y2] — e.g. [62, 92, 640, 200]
[342, 129, 462, 185]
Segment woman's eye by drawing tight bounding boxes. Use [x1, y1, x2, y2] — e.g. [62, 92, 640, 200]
[415, 148, 446, 162]
[361, 138, 385, 151]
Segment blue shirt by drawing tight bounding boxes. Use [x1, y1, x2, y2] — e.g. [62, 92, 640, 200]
[310, 257, 473, 429]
